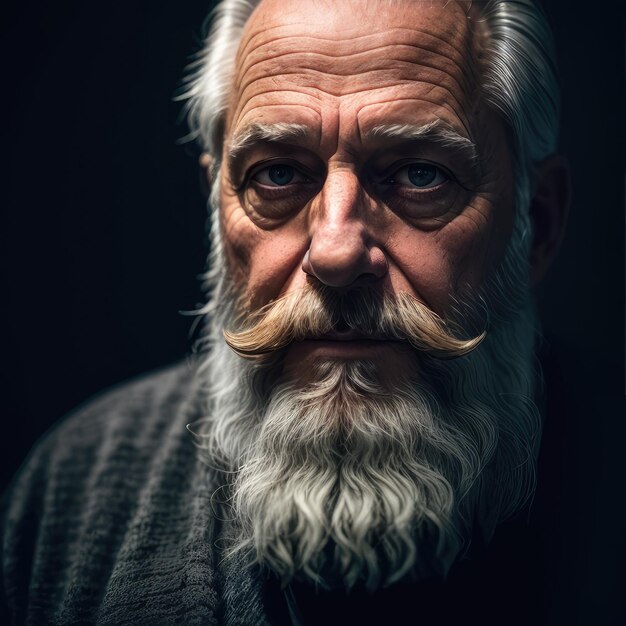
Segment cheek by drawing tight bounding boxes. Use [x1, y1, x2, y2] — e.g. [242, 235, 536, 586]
[387, 197, 507, 314]
[219, 191, 255, 289]
[386, 230, 457, 312]
[247, 232, 308, 308]
[220, 189, 309, 308]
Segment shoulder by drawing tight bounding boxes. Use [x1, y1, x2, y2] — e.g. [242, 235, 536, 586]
[41, 361, 195, 455]
[51, 359, 200, 446]
[1, 360, 224, 624]
[0, 361, 215, 622]
[4, 359, 200, 505]
[3, 359, 202, 507]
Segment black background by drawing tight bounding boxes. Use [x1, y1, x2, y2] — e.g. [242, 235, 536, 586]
[1, 1, 624, 623]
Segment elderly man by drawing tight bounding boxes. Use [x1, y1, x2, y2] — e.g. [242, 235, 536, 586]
[1, 0, 570, 624]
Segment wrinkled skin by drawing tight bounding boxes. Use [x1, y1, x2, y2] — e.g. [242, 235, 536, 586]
[218, 0, 516, 367]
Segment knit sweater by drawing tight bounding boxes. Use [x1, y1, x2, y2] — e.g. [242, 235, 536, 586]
[1, 361, 273, 626]
[2, 359, 562, 626]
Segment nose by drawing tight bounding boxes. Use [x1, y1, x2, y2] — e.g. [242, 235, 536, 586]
[302, 169, 387, 288]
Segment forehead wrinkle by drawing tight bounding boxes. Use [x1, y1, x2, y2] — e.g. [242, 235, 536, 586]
[232, 89, 472, 154]
[233, 1, 481, 90]
[237, 2, 475, 62]
[228, 90, 322, 136]
[231, 30, 482, 133]
[235, 46, 470, 102]
[228, 0, 486, 156]
[354, 93, 474, 140]
[236, 26, 472, 89]
[236, 73, 466, 113]
[234, 77, 473, 134]
[239, 27, 466, 66]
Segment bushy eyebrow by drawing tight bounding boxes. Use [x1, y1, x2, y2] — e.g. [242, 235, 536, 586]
[227, 122, 311, 172]
[366, 120, 478, 165]
[226, 119, 478, 177]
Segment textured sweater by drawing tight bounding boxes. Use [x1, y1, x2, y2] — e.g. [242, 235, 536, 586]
[2, 359, 564, 626]
[1, 361, 273, 626]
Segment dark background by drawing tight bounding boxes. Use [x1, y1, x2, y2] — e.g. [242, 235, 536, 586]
[1, 1, 624, 623]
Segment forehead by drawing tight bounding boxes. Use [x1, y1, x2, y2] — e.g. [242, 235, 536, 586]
[227, 0, 486, 146]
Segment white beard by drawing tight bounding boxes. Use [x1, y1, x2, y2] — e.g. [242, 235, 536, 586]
[191, 180, 542, 591]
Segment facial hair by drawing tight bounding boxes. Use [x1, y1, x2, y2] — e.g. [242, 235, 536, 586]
[190, 178, 542, 591]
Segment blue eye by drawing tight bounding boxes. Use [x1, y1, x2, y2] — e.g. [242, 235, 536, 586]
[268, 165, 294, 185]
[253, 164, 302, 186]
[389, 163, 447, 189]
[408, 164, 436, 186]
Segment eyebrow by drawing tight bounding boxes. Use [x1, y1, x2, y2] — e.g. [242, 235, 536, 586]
[365, 120, 478, 165]
[227, 122, 311, 172]
[226, 119, 479, 176]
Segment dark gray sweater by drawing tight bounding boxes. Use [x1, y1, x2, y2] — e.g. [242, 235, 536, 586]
[1, 362, 272, 626]
[2, 357, 568, 626]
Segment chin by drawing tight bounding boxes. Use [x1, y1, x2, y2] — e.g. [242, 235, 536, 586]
[197, 235, 542, 590]
[204, 313, 540, 590]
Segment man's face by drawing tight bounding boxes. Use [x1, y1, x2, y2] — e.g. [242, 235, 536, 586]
[219, 0, 515, 350]
[204, 0, 543, 590]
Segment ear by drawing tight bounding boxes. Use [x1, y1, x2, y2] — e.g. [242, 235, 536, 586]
[528, 154, 571, 287]
[199, 152, 215, 199]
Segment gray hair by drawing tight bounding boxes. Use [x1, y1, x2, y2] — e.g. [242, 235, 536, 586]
[180, 0, 559, 183]
[183, 0, 552, 588]
[180, 0, 561, 325]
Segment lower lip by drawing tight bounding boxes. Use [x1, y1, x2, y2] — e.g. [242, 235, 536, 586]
[290, 339, 397, 359]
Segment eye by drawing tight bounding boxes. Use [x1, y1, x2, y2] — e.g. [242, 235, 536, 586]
[252, 163, 308, 187]
[386, 163, 448, 189]
[239, 159, 322, 226]
[372, 159, 465, 225]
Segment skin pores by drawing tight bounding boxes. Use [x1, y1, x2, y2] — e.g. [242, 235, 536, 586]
[218, 0, 515, 367]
